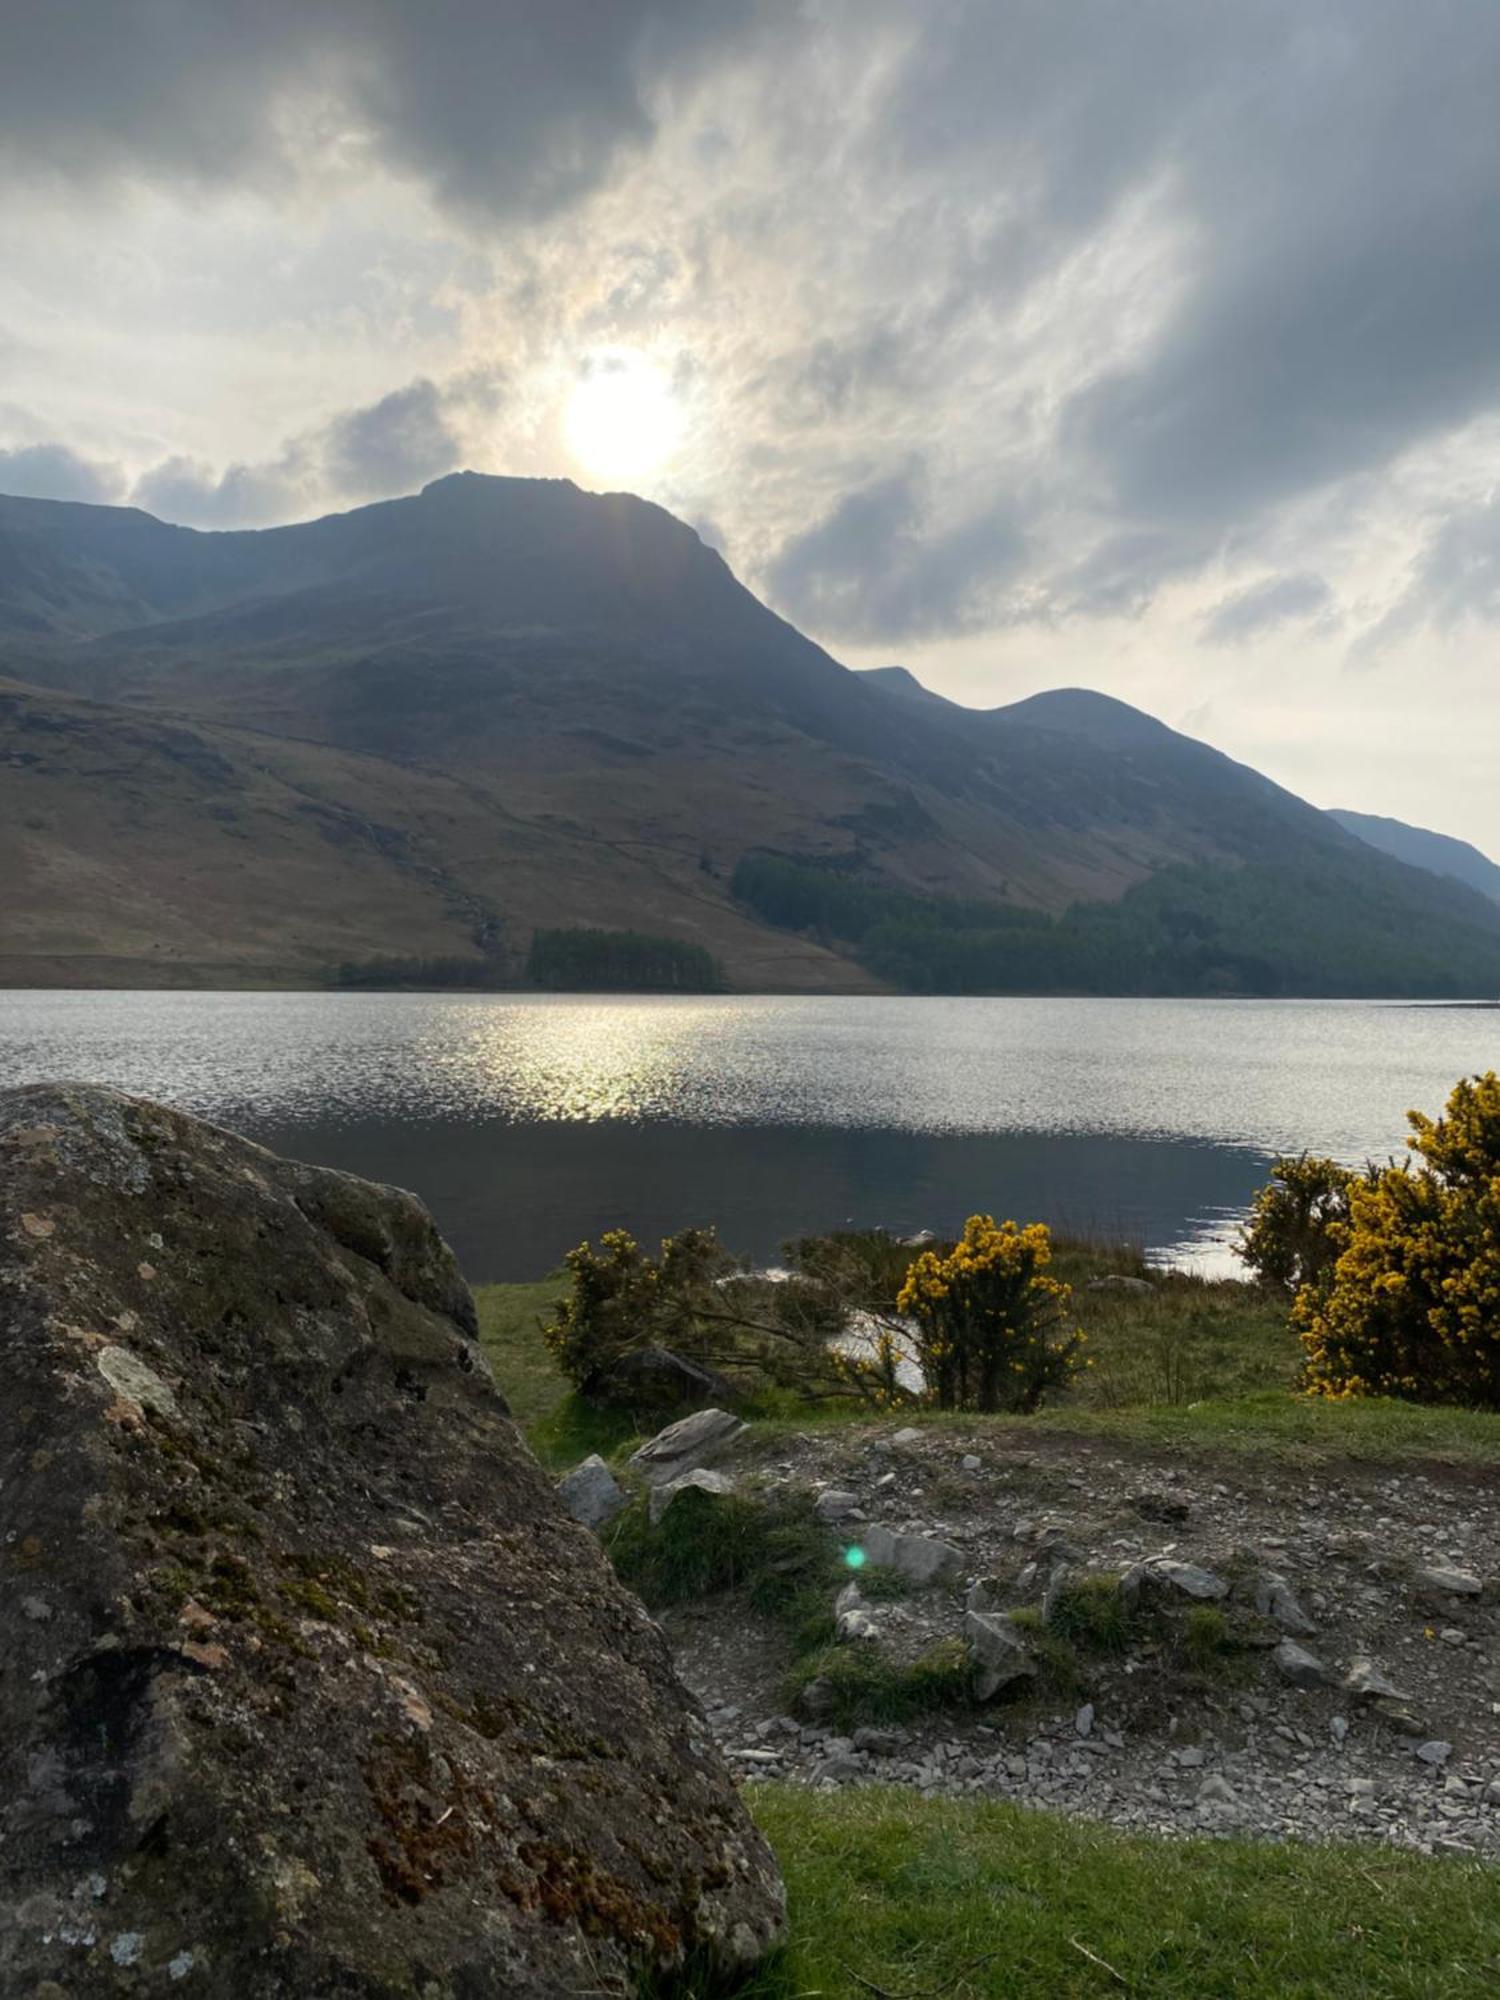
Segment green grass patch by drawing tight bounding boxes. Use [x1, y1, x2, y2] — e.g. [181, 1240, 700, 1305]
[784, 1638, 975, 1728]
[1045, 1574, 1131, 1655]
[606, 1487, 840, 1620]
[734, 1785, 1500, 1999]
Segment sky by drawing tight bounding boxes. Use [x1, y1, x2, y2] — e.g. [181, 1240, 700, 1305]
[2, 1, 1498, 853]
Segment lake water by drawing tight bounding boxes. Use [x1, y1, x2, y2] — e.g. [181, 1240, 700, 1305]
[1, 991, 1496, 1282]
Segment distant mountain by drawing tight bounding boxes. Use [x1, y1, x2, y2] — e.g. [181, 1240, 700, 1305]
[1328, 808, 1500, 906]
[1, 474, 1499, 995]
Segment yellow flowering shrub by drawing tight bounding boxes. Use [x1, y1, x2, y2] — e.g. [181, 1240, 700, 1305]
[1239, 1154, 1371, 1298]
[1295, 1072, 1500, 1407]
[543, 1226, 731, 1393]
[896, 1215, 1081, 1412]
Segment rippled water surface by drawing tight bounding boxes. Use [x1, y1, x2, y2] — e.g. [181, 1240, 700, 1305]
[2, 992, 1496, 1280]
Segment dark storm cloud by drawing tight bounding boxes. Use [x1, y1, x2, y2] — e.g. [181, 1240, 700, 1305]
[766, 460, 1025, 644]
[130, 372, 499, 526]
[0, 440, 125, 504]
[1202, 572, 1333, 646]
[0, 0, 745, 221]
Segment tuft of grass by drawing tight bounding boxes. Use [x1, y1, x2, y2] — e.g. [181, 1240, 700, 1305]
[1045, 1573, 1131, 1655]
[730, 1785, 1500, 1999]
[785, 1639, 974, 1728]
[1006, 1609, 1084, 1697]
[606, 1488, 840, 1623]
[1177, 1603, 1240, 1676]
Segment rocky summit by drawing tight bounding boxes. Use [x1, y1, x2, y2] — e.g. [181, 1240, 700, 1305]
[0, 1083, 784, 1996]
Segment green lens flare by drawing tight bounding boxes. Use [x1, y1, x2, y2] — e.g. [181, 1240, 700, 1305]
[843, 1546, 867, 1569]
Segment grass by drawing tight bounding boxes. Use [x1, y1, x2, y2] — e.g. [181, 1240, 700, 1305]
[476, 1264, 1500, 1472]
[783, 1638, 976, 1728]
[731, 1787, 1500, 2000]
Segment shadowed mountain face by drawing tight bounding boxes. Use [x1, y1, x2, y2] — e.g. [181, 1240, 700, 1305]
[1329, 809, 1500, 906]
[1, 474, 1498, 992]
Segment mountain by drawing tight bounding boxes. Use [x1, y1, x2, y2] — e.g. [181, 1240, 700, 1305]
[1328, 809, 1500, 906]
[1, 474, 1499, 995]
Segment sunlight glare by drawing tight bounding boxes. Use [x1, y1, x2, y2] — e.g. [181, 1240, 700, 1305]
[563, 351, 685, 487]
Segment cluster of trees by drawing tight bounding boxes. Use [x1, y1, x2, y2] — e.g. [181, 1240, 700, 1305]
[526, 928, 725, 992]
[332, 955, 498, 989]
[1242, 1074, 1500, 1408]
[732, 851, 1500, 997]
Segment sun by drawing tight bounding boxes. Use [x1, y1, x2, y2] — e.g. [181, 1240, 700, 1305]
[563, 351, 685, 488]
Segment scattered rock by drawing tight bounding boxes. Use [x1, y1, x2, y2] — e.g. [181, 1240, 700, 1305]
[857, 1522, 964, 1586]
[1345, 1657, 1409, 1703]
[649, 1466, 736, 1524]
[1075, 1704, 1095, 1738]
[1250, 1570, 1318, 1638]
[629, 1406, 746, 1487]
[1198, 1774, 1236, 1805]
[0, 1083, 785, 1997]
[1123, 1556, 1229, 1604]
[1414, 1566, 1483, 1598]
[1133, 1490, 1192, 1525]
[814, 1488, 859, 1522]
[1415, 1740, 1453, 1766]
[556, 1452, 628, 1529]
[963, 1609, 1035, 1699]
[888, 1427, 926, 1448]
[1274, 1639, 1330, 1690]
[961, 1454, 983, 1472]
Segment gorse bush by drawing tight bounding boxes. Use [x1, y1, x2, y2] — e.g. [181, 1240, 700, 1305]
[1239, 1154, 1372, 1298]
[542, 1226, 733, 1395]
[1294, 1072, 1500, 1408]
[896, 1215, 1082, 1412]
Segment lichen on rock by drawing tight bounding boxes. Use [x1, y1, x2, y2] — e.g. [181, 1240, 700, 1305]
[0, 1083, 784, 1996]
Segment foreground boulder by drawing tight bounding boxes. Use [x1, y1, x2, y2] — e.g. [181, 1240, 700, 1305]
[0, 1084, 784, 1997]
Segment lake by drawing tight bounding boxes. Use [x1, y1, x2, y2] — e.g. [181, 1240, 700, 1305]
[1, 991, 1496, 1282]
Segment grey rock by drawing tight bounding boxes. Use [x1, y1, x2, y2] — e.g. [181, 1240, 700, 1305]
[648, 1466, 735, 1524]
[1122, 1556, 1229, 1604]
[1344, 1657, 1409, 1703]
[964, 1609, 1036, 1700]
[1414, 1565, 1483, 1597]
[852, 1727, 906, 1757]
[814, 1488, 859, 1522]
[966, 1575, 1006, 1614]
[1274, 1639, 1329, 1689]
[1251, 1571, 1318, 1637]
[1198, 1774, 1236, 1805]
[629, 1406, 746, 1487]
[836, 1608, 881, 1644]
[857, 1522, 964, 1586]
[556, 1453, 628, 1529]
[1416, 1741, 1454, 1766]
[1075, 1704, 1095, 1738]
[961, 1454, 982, 1472]
[834, 1581, 865, 1617]
[0, 1083, 785, 1998]
[1087, 1275, 1156, 1295]
[888, 1427, 925, 1447]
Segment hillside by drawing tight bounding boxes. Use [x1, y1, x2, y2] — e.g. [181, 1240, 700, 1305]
[1, 476, 1498, 994]
[1330, 808, 1500, 906]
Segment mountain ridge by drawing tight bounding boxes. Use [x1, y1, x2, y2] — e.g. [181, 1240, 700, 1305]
[1, 474, 1496, 995]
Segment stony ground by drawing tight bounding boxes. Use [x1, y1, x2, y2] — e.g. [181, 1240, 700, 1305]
[659, 1423, 1500, 1857]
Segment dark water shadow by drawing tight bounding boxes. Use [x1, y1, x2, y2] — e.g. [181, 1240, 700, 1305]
[243, 1114, 1273, 1283]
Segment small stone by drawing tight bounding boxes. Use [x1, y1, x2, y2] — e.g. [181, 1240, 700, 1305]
[1176, 1746, 1206, 1770]
[1439, 1627, 1467, 1647]
[1087, 1275, 1155, 1295]
[964, 1608, 1035, 1699]
[814, 1489, 858, 1522]
[1330, 1715, 1349, 1745]
[556, 1453, 628, 1529]
[1414, 1566, 1482, 1597]
[961, 1454, 982, 1472]
[629, 1408, 745, 1487]
[1345, 1657, 1408, 1703]
[648, 1467, 735, 1524]
[1123, 1557, 1228, 1604]
[889, 1427, 924, 1447]
[1198, 1774, 1236, 1805]
[857, 1522, 964, 1585]
[1251, 1571, 1317, 1638]
[1415, 1740, 1453, 1766]
[1075, 1704, 1095, 1738]
[1273, 1639, 1329, 1690]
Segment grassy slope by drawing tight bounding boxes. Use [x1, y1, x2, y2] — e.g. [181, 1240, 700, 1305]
[473, 1259, 1500, 1471]
[738, 1787, 1500, 2000]
[479, 1260, 1500, 1997]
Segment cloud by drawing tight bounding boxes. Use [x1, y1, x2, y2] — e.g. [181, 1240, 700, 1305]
[0, 1, 749, 224]
[1353, 494, 1500, 658]
[0, 440, 125, 504]
[764, 461, 1025, 645]
[130, 371, 501, 526]
[1202, 572, 1333, 645]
